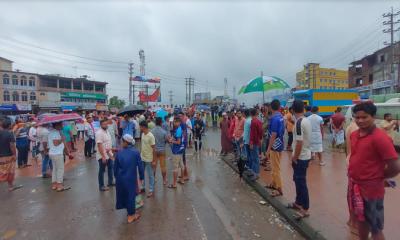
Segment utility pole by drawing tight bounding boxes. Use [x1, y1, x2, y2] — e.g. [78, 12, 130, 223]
[168, 90, 174, 106]
[224, 77, 228, 98]
[383, 7, 400, 92]
[185, 76, 195, 106]
[261, 71, 265, 103]
[128, 63, 134, 105]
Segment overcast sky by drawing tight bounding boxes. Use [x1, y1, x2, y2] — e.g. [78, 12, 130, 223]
[0, 0, 397, 105]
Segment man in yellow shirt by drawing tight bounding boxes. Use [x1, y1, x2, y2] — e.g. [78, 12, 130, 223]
[140, 121, 156, 198]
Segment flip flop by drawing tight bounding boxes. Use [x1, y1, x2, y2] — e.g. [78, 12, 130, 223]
[8, 185, 23, 192]
[57, 186, 71, 192]
[293, 211, 310, 221]
[265, 184, 277, 190]
[270, 190, 283, 197]
[167, 184, 177, 189]
[178, 180, 185, 185]
[287, 203, 301, 210]
[127, 214, 141, 224]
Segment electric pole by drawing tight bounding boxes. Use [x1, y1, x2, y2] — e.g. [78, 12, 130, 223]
[128, 63, 134, 105]
[224, 77, 228, 97]
[185, 76, 195, 106]
[168, 90, 174, 106]
[383, 7, 400, 92]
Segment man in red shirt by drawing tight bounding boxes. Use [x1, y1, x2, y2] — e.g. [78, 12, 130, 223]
[249, 108, 263, 181]
[348, 102, 400, 240]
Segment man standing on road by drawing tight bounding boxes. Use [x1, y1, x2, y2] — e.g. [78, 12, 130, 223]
[168, 118, 185, 189]
[84, 116, 95, 158]
[0, 117, 22, 192]
[285, 107, 295, 151]
[96, 119, 114, 192]
[243, 109, 252, 171]
[289, 100, 312, 219]
[307, 106, 325, 166]
[348, 102, 400, 240]
[266, 99, 285, 197]
[193, 112, 205, 153]
[331, 107, 346, 148]
[114, 134, 144, 223]
[140, 121, 156, 198]
[151, 117, 168, 186]
[249, 108, 263, 181]
[37, 124, 52, 178]
[48, 122, 70, 192]
[233, 110, 245, 157]
[379, 113, 398, 142]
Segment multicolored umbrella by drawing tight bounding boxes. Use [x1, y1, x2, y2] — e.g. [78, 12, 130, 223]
[38, 113, 82, 126]
[238, 76, 290, 94]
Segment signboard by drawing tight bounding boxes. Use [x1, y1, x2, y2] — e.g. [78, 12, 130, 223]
[194, 92, 211, 101]
[16, 104, 32, 111]
[61, 92, 106, 100]
[0, 104, 17, 111]
[372, 79, 394, 89]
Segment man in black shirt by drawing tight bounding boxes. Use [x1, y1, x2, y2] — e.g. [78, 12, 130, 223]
[193, 113, 205, 152]
[0, 117, 22, 191]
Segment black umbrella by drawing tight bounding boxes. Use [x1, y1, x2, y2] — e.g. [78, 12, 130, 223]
[117, 105, 146, 116]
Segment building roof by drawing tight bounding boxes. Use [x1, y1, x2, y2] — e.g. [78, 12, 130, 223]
[0, 57, 13, 63]
[38, 74, 108, 85]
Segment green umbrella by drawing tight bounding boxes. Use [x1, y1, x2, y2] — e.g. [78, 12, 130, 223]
[239, 76, 290, 94]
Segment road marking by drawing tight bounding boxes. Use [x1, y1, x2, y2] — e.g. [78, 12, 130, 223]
[192, 205, 208, 240]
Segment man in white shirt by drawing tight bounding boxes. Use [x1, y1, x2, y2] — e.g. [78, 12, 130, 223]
[84, 116, 95, 157]
[48, 122, 69, 191]
[290, 100, 312, 219]
[96, 119, 114, 191]
[307, 106, 325, 166]
[28, 122, 39, 163]
[37, 125, 52, 178]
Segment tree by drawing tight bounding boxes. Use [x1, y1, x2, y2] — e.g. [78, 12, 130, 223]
[108, 96, 126, 110]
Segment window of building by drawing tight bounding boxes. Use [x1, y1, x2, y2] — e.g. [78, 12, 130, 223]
[84, 83, 94, 91]
[21, 92, 28, 101]
[12, 75, 18, 85]
[73, 81, 82, 90]
[40, 92, 46, 96]
[12, 91, 19, 101]
[380, 54, 385, 63]
[29, 76, 35, 87]
[30, 92, 36, 101]
[3, 91, 10, 101]
[95, 84, 104, 92]
[59, 79, 72, 89]
[2, 74, 10, 85]
[369, 74, 373, 84]
[333, 72, 336, 76]
[20, 76, 27, 86]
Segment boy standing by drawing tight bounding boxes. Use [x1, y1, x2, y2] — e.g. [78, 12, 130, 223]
[140, 121, 156, 198]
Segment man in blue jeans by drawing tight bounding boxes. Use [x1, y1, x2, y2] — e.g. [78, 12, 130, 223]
[249, 108, 263, 181]
[242, 109, 252, 171]
[290, 100, 312, 219]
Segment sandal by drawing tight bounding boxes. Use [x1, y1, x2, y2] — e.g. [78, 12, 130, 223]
[127, 213, 141, 223]
[287, 202, 301, 210]
[270, 189, 283, 197]
[265, 184, 277, 190]
[57, 186, 71, 192]
[8, 185, 23, 192]
[293, 211, 310, 220]
[178, 180, 185, 185]
[167, 184, 177, 189]
[147, 192, 154, 198]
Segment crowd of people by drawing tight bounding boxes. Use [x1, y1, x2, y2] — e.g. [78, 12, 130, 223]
[1, 99, 400, 238]
[219, 100, 400, 240]
[0, 109, 207, 223]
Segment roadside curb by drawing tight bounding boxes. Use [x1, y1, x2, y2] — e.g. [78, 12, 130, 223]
[221, 156, 326, 240]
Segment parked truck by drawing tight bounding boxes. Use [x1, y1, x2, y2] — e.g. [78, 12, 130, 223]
[291, 89, 359, 117]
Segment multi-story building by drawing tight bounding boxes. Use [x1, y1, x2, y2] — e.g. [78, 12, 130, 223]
[348, 42, 400, 98]
[0, 57, 38, 112]
[296, 63, 349, 90]
[0, 57, 108, 113]
[38, 74, 108, 112]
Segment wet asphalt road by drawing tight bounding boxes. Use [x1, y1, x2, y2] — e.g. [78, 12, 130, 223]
[0, 129, 302, 240]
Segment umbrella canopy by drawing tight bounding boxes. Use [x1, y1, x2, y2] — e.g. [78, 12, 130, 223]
[38, 113, 82, 126]
[117, 105, 146, 117]
[196, 105, 211, 111]
[155, 108, 168, 120]
[239, 76, 290, 94]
